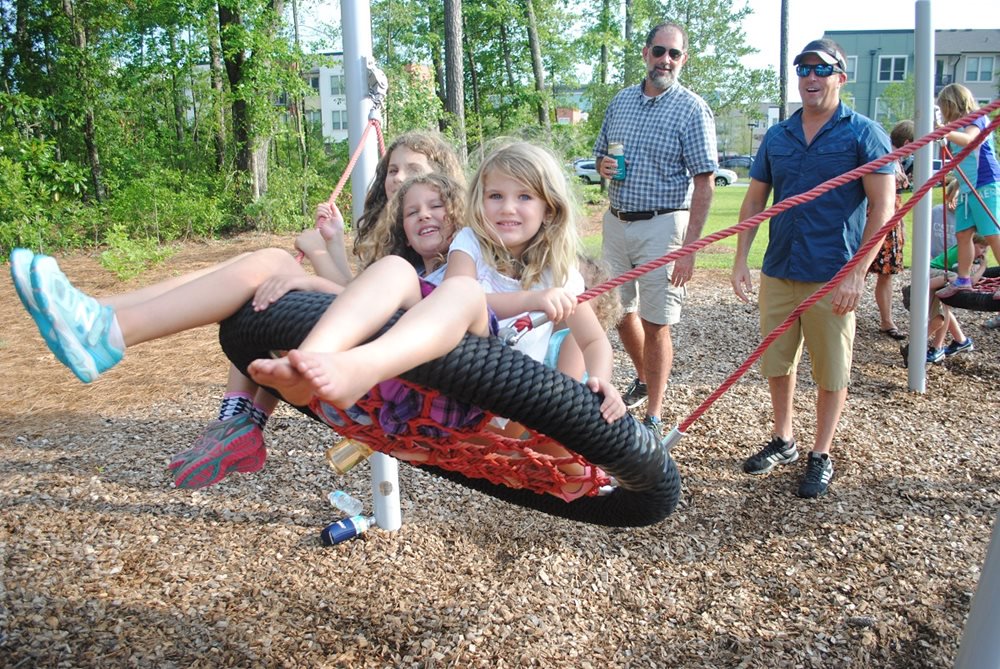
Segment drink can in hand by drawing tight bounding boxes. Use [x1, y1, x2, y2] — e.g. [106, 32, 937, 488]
[608, 142, 626, 180]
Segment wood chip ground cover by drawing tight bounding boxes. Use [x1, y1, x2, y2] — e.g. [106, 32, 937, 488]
[0, 232, 997, 667]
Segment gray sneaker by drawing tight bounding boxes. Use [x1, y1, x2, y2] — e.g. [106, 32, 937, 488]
[743, 436, 798, 475]
[621, 377, 648, 409]
[797, 452, 834, 498]
[641, 414, 664, 439]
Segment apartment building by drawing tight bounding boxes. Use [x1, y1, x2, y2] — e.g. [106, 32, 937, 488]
[824, 28, 999, 123]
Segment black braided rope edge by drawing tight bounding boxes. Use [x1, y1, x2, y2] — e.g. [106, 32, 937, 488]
[903, 266, 1000, 312]
[218, 290, 681, 528]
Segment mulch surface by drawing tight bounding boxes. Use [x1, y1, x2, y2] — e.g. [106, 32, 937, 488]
[1, 229, 998, 667]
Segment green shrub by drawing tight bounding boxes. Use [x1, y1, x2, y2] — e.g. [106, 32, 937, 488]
[99, 223, 176, 280]
[107, 168, 225, 241]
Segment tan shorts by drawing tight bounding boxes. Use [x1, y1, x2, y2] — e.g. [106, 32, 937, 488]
[601, 210, 688, 326]
[758, 274, 855, 391]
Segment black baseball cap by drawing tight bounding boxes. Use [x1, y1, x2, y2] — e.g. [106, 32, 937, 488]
[793, 38, 847, 71]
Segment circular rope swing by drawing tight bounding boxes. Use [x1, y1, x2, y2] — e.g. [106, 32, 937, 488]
[903, 267, 1000, 312]
[219, 291, 682, 527]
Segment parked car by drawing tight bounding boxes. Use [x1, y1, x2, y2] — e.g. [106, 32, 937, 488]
[719, 155, 753, 171]
[573, 159, 601, 184]
[714, 167, 739, 187]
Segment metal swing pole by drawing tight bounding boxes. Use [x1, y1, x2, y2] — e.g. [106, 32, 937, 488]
[907, 0, 934, 388]
[342, 0, 402, 532]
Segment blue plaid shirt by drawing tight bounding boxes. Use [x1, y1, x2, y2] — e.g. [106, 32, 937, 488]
[594, 81, 718, 211]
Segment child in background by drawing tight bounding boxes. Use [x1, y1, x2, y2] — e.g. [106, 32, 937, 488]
[248, 141, 626, 500]
[934, 84, 1000, 300]
[546, 254, 622, 378]
[904, 234, 989, 366]
[170, 132, 465, 487]
[869, 120, 912, 340]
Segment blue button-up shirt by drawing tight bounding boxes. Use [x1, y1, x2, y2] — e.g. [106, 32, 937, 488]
[594, 81, 717, 211]
[751, 103, 893, 283]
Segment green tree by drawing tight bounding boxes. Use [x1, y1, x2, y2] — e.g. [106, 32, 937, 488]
[879, 76, 915, 130]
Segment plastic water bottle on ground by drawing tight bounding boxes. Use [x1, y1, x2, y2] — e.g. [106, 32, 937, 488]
[328, 490, 364, 516]
[320, 514, 376, 546]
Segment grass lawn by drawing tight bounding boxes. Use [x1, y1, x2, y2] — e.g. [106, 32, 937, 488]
[579, 184, 944, 271]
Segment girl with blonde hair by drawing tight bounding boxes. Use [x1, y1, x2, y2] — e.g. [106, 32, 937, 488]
[249, 141, 626, 499]
[934, 83, 1000, 300]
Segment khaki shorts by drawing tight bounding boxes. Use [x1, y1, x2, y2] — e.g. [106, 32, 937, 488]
[601, 210, 688, 326]
[758, 274, 855, 391]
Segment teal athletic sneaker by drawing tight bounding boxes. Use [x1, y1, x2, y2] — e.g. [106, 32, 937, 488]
[30, 254, 123, 383]
[10, 249, 70, 366]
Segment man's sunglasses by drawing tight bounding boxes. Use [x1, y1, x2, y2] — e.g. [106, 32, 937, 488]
[795, 63, 843, 78]
[651, 45, 684, 61]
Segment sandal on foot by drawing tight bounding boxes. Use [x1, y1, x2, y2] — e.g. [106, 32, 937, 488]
[879, 327, 906, 341]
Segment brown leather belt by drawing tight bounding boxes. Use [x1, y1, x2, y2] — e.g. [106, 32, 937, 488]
[609, 206, 687, 221]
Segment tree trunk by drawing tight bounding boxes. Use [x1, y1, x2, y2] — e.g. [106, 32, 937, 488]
[218, 2, 253, 202]
[442, 0, 466, 159]
[290, 0, 308, 214]
[430, 40, 448, 132]
[462, 18, 485, 153]
[498, 23, 516, 131]
[61, 0, 105, 202]
[623, 0, 636, 85]
[779, 0, 788, 121]
[217, 0, 283, 211]
[598, 0, 610, 85]
[207, 7, 226, 172]
[169, 32, 186, 146]
[523, 0, 549, 131]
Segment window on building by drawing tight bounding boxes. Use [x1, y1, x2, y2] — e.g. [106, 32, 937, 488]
[305, 110, 321, 126]
[310, 76, 320, 92]
[845, 56, 858, 82]
[330, 74, 346, 96]
[873, 97, 888, 123]
[878, 56, 907, 82]
[965, 56, 995, 83]
[331, 109, 349, 130]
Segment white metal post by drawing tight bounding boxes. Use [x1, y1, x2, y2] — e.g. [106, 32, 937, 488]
[341, 0, 402, 532]
[907, 1, 934, 387]
[955, 512, 1000, 668]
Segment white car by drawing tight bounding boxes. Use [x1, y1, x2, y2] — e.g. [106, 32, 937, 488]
[714, 167, 739, 186]
[573, 159, 602, 184]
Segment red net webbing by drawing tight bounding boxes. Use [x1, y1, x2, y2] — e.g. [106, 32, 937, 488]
[308, 379, 611, 499]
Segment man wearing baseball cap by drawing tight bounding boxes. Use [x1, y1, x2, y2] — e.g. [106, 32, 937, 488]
[730, 38, 896, 498]
[793, 38, 848, 72]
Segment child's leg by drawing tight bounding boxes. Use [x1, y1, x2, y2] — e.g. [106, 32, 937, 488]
[114, 248, 303, 345]
[874, 273, 897, 331]
[250, 275, 491, 407]
[28, 248, 303, 382]
[952, 228, 976, 279]
[928, 274, 949, 291]
[100, 253, 253, 310]
[945, 309, 967, 344]
[931, 315, 949, 350]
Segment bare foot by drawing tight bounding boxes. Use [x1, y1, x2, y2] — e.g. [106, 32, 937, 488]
[287, 349, 380, 409]
[248, 357, 315, 406]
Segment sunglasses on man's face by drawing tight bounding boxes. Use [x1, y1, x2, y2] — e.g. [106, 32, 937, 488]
[650, 45, 684, 61]
[795, 63, 842, 78]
